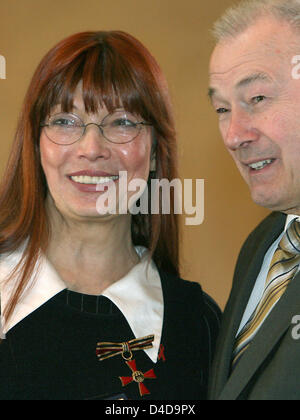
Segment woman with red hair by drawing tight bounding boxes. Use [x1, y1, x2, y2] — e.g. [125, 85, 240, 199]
[0, 31, 221, 400]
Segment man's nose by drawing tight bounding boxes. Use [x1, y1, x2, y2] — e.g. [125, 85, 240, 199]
[222, 108, 259, 151]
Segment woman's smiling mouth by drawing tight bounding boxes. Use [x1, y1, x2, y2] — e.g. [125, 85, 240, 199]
[70, 175, 119, 184]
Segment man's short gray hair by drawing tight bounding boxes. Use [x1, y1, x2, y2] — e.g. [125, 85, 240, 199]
[213, 0, 300, 43]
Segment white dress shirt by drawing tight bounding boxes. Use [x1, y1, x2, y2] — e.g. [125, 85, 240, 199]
[236, 214, 299, 336]
[0, 245, 163, 363]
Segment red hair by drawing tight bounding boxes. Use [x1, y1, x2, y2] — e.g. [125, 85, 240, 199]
[0, 31, 179, 326]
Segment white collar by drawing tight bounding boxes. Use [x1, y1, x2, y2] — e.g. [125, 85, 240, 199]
[0, 245, 163, 363]
[284, 214, 300, 230]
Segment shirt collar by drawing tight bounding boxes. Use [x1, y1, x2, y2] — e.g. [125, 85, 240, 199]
[284, 213, 300, 230]
[0, 245, 163, 363]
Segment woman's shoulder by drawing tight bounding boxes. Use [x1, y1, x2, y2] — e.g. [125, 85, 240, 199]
[158, 269, 222, 324]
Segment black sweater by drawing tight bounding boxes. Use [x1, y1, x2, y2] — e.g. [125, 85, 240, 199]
[0, 271, 221, 400]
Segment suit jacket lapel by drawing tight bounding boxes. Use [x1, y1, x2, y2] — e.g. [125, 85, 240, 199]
[210, 212, 286, 399]
[219, 270, 300, 400]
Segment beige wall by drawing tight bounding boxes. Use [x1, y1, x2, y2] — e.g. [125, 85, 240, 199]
[0, 0, 269, 309]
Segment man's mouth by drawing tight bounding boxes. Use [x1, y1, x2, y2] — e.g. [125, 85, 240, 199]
[70, 175, 119, 185]
[247, 159, 275, 171]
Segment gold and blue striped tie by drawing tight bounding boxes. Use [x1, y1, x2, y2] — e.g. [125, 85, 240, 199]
[232, 218, 300, 369]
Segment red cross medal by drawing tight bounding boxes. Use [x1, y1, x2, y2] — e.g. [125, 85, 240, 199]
[96, 334, 160, 397]
[119, 359, 156, 396]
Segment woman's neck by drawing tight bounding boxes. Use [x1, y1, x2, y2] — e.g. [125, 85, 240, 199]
[45, 199, 140, 295]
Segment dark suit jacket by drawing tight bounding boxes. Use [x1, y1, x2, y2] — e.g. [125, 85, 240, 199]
[209, 211, 300, 400]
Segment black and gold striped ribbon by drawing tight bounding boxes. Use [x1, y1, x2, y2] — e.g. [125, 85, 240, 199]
[96, 334, 154, 361]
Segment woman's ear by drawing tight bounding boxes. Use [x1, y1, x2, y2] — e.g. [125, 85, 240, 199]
[150, 128, 157, 172]
[150, 153, 156, 171]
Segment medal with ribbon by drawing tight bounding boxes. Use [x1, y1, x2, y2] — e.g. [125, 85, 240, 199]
[96, 334, 157, 396]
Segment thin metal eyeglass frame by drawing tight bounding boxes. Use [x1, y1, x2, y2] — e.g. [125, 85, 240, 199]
[40, 112, 152, 146]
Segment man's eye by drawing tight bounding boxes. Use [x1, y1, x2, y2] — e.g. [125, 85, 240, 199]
[251, 95, 266, 104]
[216, 108, 229, 114]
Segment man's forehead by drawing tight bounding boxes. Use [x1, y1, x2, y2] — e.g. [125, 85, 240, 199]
[210, 65, 273, 87]
[208, 41, 291, 100]
[208, 70, 273, 101]
[210, 40, 286, 76]
[209, 15, 298, 75]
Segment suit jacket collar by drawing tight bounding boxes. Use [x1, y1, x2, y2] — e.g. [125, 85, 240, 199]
[218, 269, 300, 399]
[210, 211, 287, 399]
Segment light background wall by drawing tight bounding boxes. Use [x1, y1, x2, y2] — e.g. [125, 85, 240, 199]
[0, 0, 269, 309]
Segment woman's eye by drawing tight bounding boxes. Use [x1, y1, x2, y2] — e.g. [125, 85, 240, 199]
[53, 118, 73, 126]
[112, 118, 136, 127]
[50, 115, 81, 127]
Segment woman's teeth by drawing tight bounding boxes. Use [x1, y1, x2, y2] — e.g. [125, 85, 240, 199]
[71, 175, 119, 184]
[248, 159, 273, 170]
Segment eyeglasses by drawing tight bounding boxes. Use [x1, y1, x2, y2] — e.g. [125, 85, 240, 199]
[40, 110, 152, 145]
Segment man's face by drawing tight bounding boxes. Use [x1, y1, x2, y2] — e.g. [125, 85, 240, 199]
[209, 17, 300, 214]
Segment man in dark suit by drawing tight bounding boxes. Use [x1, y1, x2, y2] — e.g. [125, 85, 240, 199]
[208, 0, 300, 400]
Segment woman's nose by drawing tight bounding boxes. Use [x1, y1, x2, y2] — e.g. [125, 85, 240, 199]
[76, 124, 111, 160]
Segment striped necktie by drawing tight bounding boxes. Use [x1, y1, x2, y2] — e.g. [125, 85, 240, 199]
[232, 218, 300, 369]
